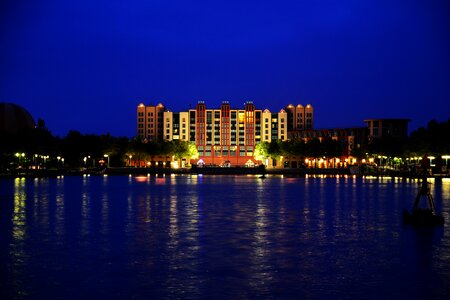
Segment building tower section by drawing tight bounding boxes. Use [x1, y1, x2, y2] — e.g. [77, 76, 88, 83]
[163, 111, 190, 141]
[305, 104, 313, 129]
[284, 103, 314, 130]
[244, 101, 255, 148]
[195, 101, 206, 156]
[137, 102, 165, 142]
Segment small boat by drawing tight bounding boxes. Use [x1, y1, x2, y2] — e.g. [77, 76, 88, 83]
[403, 176, 444, 226]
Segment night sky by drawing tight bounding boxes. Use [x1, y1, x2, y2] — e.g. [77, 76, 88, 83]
[1, 0, 449, 137]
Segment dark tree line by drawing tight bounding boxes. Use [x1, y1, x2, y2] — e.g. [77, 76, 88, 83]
[0, 120, 196, 171]
[257, 119, 450, 160]
[360, 119, 450, 158]
[1, 118, 449, 171]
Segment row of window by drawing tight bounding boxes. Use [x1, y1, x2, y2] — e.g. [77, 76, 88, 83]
[137, 111, 163, 117]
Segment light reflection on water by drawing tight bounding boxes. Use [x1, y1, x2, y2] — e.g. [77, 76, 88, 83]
[0, 175, 450, 299]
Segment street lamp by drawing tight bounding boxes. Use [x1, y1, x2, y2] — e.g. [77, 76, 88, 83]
[104, 154, 109, 168]
[443, 155, 450, 166]
[427, 156, 436, 167]
[129, 155, 132, 167]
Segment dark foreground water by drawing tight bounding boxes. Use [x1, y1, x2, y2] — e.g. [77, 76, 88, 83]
[1, 175, 449, 299]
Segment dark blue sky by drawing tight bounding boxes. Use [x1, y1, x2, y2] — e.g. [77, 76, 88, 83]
[1, 0, 449, 137]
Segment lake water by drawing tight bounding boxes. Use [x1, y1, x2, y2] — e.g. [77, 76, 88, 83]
[1, 175, 449, 299]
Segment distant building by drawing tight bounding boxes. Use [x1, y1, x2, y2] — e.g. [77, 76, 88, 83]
[364, 118, 410, 141]
[288, 127, 368, 156]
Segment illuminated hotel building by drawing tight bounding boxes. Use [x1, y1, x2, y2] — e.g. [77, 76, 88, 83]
[137, 101, 300, 165]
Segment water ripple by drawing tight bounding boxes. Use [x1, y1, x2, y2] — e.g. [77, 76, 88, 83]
[0, 175, 449, 299]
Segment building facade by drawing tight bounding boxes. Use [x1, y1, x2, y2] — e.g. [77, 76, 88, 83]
[288, 127, 368, 156]
[138, 101, 302, 166]
[364, 118, 410, 141]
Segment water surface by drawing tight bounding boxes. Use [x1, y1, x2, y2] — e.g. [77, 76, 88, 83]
[1, 175, 449, 299]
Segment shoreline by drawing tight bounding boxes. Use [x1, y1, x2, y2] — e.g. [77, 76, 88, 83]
[1, 167, 449, 179]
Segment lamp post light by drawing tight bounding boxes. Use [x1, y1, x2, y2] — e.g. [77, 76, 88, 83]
[443, 155, 450, 166]
[15, 153, 20, 168]
[83, 156, 87, 168]
[129, 155, 132, 167]
[20, 153, 25, 168]
[104, 154, 109, 168]
[427, 156, 436, 167]
[42, 155, 48, 169]
[88, 156, 95, 168]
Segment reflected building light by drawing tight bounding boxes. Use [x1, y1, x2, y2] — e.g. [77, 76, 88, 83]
[135, 176, 148, 183]
[127, 195, 133, 224]
[81, 192, 89, 236]
[55, 194, 65, 237]
[144, 196, 152, 223]
[13, 178, 27, 241]
[101, 194, 109, 236]
[155, 177, 166, 184]
[169, 195, 179, 243]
